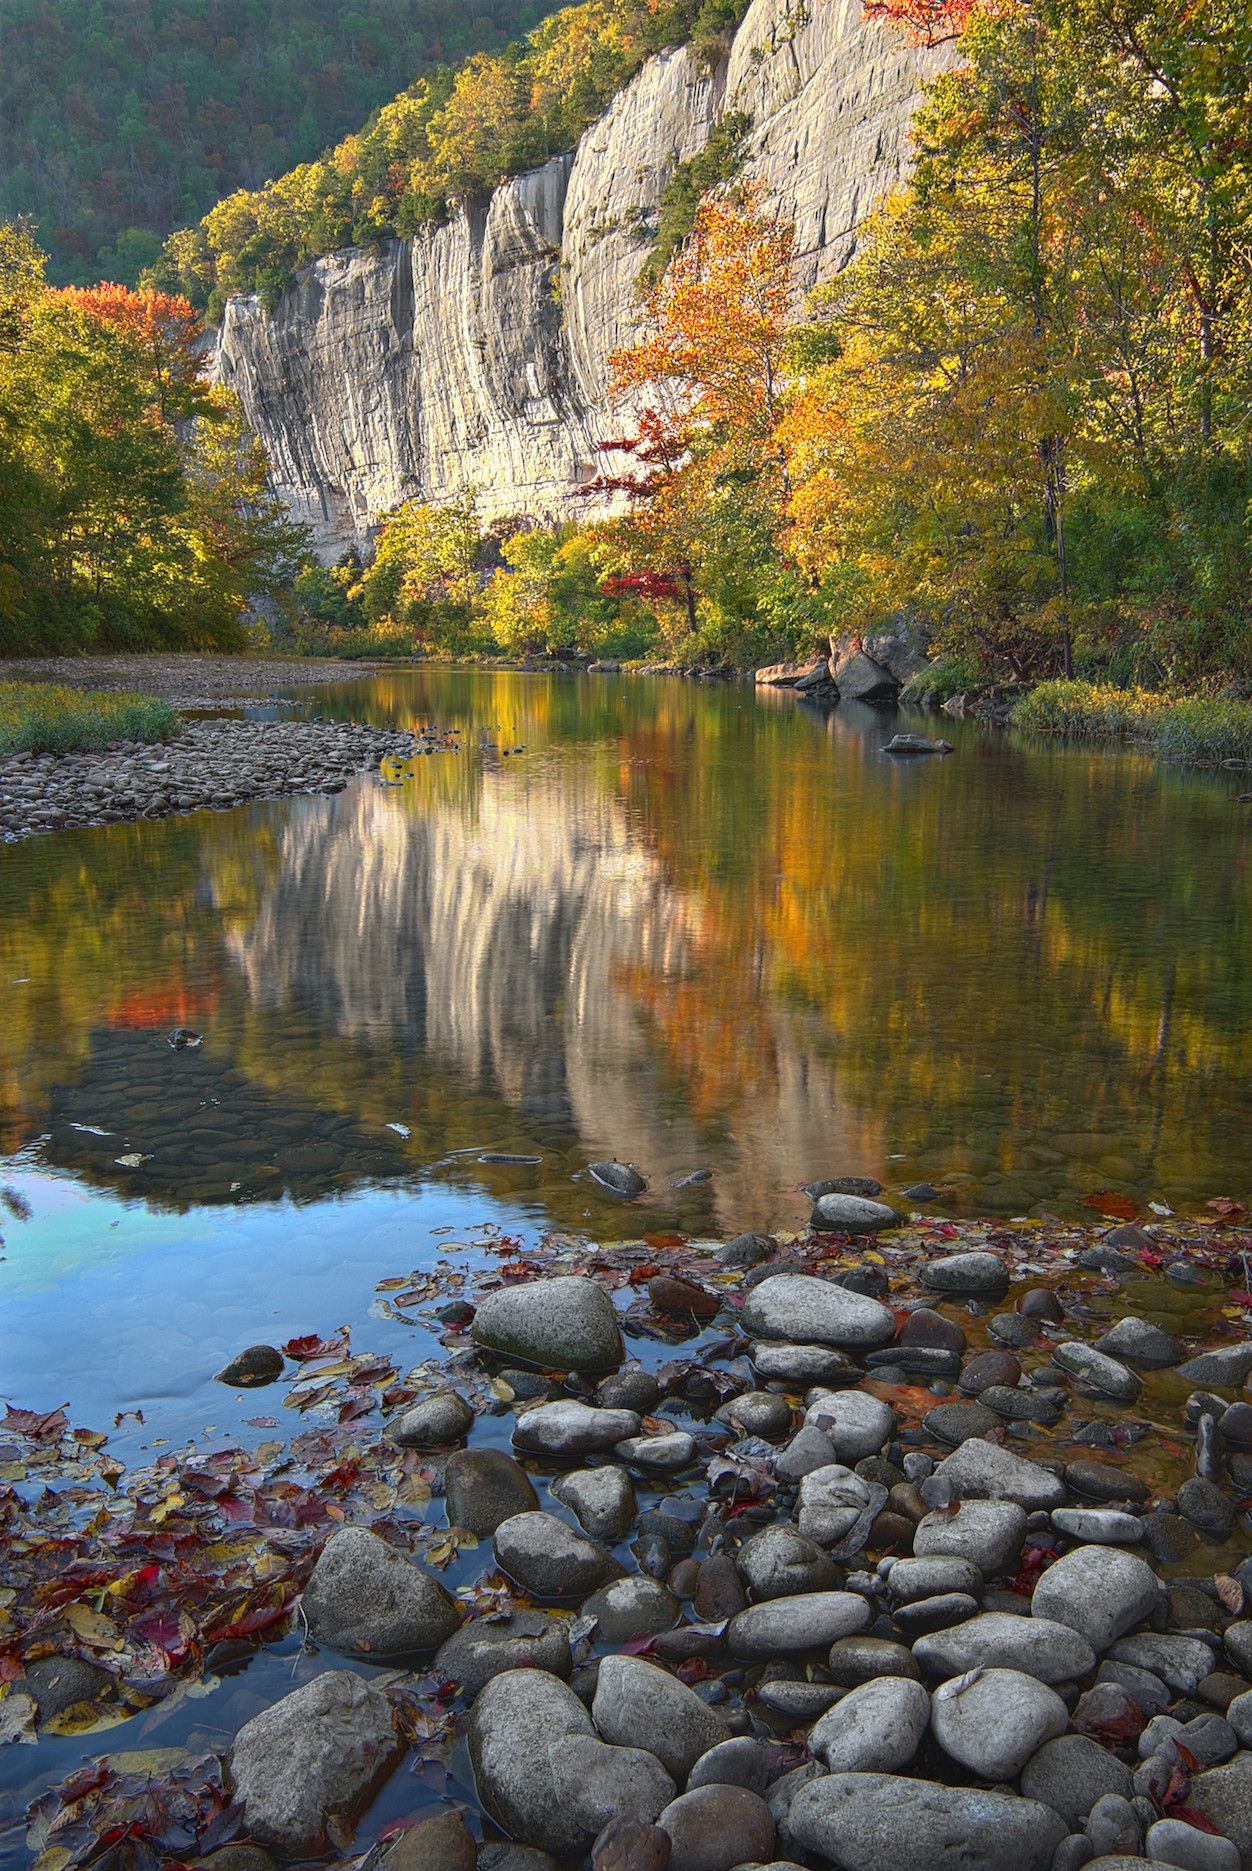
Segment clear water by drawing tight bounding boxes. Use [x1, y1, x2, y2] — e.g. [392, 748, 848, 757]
[3, 670, 1252, 1446]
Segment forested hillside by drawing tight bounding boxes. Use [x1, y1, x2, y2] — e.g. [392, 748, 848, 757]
[0, 0, 558, 287]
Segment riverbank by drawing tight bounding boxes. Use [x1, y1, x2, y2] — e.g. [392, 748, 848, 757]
[0, 716, 419, 840]
[0, 652, 378, 710]
[5, 1199, 1252, 1871]
[1012, 682, 1252, 770]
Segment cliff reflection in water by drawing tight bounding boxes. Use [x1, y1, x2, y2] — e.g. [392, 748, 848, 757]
[2, 670, 1251, 1225]
[223, 747, 860, 1228]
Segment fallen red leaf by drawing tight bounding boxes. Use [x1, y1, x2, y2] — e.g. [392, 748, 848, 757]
[1081, 1191, 1139, 1221]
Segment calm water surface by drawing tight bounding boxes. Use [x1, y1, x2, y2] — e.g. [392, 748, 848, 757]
[3, 670, 1251, 1447]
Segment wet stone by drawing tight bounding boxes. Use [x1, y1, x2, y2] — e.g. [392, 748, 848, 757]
[789, 1772, 1066, 1871]
[735, 1525, 840, 1600]
[390, 1391, 474, 1447]
[899, 1308, 967, 1353]
[302, 1527, 462, 1658]
[989, 1313, 1040, 1348]
[599, 1371, 661, 1412]
[809, 1677, 931, 1773]
[548, 1734, 676, 1835]
[912, 1611, 1097, 1684]
[1052, 1507, 1146, 1545]
[933, 1437, 1065, 1510]
[727, 1591, 872, 1659]
[809, 1193, 899, 1232]
[552, 1466, 636, 1541]
[687, 1735, 771, 1794]
[435, 1610, 572, 1697]
[750, 1342, 860, 1385]
[913, 1500, 1027, 1575]
[719, 1233, 774, 1268]
[742, 1275, 896, 1350]
[1178, 1476, 1236, 1539]
[1177, 1344, 1252, 1386]
[931, 1667, 1069, 1779]
[445, 1448, 539, 1535]
[581, 1578, 680, 1643]
[714, 1391, 793, 1438]
[1032, 1545, 1163, 1653]
[694, 1553, 748, 1621]
[1020, 1288, 1066, 1321]
[1053, 1342, 1143, 1402]
[959, 1349, 1022, 1392]
[216, 1344, 284, 1387]
[1097, 1318, 1184, 1366]
[469, 1667, 597, 1856]
[1067, 1460, 1150, 1504]
[24, 1655, 116, 1721]
[471, 1275, 625, 1372]
[979, 1384, 1065, 1424]
[383, 1813, 477, 1871]
[593, 1654, 728, 1782]
[493, 1511, 619, 1600]
[513, 1400, 641, 1457]
[1020, 1735, 1135, 1829]
[656, 1785, 775, 1871]
[922, 1401, 1001, 1445]
[892, 1591, 979, 1635]
[885, 1556, 983, 1605]
[920, 1252, 1010, 1297]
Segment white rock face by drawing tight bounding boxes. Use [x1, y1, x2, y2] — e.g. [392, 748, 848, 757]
[213, 0, 950, 554]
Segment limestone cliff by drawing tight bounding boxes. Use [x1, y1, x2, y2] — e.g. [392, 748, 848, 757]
[212, 0, 950, 554]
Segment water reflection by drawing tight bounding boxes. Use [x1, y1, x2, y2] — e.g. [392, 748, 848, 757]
[2, 671, 1250, 1229]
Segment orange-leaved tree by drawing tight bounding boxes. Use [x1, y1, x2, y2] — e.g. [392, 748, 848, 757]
[593, 189, 796, 654]
[862, 0, 980, 44]
[49, 285, 206, 421]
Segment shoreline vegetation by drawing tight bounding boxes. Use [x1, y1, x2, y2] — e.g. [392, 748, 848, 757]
[0, 681, 179, 756]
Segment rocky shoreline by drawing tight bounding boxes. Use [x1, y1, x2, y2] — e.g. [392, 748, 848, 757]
[0, 716, 420, 841]
[7, 1199, 1252, 1871]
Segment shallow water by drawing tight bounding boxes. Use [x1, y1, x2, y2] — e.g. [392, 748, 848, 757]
[3, 669, 1252, 1442]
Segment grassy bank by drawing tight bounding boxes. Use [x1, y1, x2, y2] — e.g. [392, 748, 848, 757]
[1011, 681, 1252, 766]
[0, 683, 180, 756]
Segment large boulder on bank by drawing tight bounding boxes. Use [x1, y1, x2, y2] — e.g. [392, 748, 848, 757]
[471, 1276, 624, 1371]
[865, 633, 931, 685]
[301, 1527, 462, 1658]
[468, 1667, 597, 1855]
[228, 1669, 401, 1854]
[830, 644, 900, 703]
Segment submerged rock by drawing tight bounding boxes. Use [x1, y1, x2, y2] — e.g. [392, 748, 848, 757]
[215, 1344, 284, 1387]
[589, 1161, 648, 1199]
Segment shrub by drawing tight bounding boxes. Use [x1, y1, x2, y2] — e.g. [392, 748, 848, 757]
[0, 683, 180, 755]
[1011, 680, 1252, 765]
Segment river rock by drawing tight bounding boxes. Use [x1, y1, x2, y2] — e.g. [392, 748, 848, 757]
[1110, 1634, 1223, 1695]
[1097, 1319, 1183, 1366]
[548, 1734, 676, 1833]
[750, 1343, 860, 1384]
[1052, 1507, 1145, 1544]
[592, 1654, 728, 1781]
[1184, 1754, 1252, 1866]
[920, 1252, 1010, 1297]
[1053, 1342, 1143, 1401]
[1032, 1545, 1162, 1652]
[435, 1610, 572, 1696]
[472, 1276, 624, 1372]
[1178, 1476, 1236, 1538]
[827, 1636, 920, 1685]
[302, 1527, 462, 1658]
[809, 1193, 899, 1232]
[1067, 1459, 1150, 1504]
[775, 1424, 840, 1481]
[216, 1344, 285, 1387]
[735, 1525, 839, 1599]
[513, 1400, 641, 1456]
[590, 1162, 647, 1198]
[931, 1667, 1069, 1779]
[1086, 1795, 1142, 1859]
[886, 1556, 983, 1605]
[687, 1736, 771, 1793]
[589, 1819, 670, 1871]
[614, 1433, 697, 1472]
[741, 1276, 896, 1350]
[932, 1437, 1065, 1510]
[911, 1611, 1097, 1683]
[959, 1349, 1022, 1393]
[714, 1391, 793, 1438]
[809, 1677, 930, 1772]
[804, 1392, 895, 1462]
[22, 1656, 115, 1720]
[727, 1591, 871, 1659]
[494, 1512, 619, 1600]
[893, 1592, 979, 1636]
[469, 1667, 597, 1855]
[1020, 1736, 1135, 1827]
[923, 1402, 1003, 1445]
[656, 1786, 775, 1871]
[789, 1773, 1066, 1871]
[797, 1465, 874, 1546]
[720, 1233, 774, 1268]
[599, 1371, 661, 1411]
[582, 1578, 680, 1643]
[1177, 1344, 1252, 1386]
[552, 1466, 636, 1541]
[228, 1670, 401, 1855]
[913, 1500, 1027, 1573]
[390, 1392, 475, 1447]
[1147, 1822, 1240, 1871]
[384, 1813, 476, 1871]
[445, 1449, 540, 1535]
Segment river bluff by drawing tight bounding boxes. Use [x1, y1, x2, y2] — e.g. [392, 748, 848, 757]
[212, 0, 951, 554]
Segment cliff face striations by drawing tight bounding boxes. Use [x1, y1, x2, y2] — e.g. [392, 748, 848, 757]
[212, 0, 950, 554]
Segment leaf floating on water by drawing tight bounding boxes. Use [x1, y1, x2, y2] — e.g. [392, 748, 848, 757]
[5, 1402, 68, 1440]
[0, 1691, 38, 1746]
[166, 1028, 202, 1050]
[64, 1604, 125, 1651]
[114, 1153, 152, 1169]
[386, 1123, 411, 1138]
[68, 1122, 111, 1137]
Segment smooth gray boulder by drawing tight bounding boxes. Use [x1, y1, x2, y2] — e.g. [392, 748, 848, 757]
[885, 1557, 983, 1606]
[808, 1678, 930, 1773]
[1109, 1633, 1219, 1695]
[830, 645, 900, 704]
[469, 1667, 597, 1855]
[912, 1612, 1097, 1684]
[750, 1343, 861, 1384]
[301, 1527, 462, 1658]
[493, 1511, 619, 1600]
[547, 1734, 675, 1833]
[592, 1654, 728, 1782]
[1176, 1754, 1252, 1867]
[551, 1466, 636, 1541]
[445, 1448, 539, 1535]
[1032, 1545, 1162, 1652]
[1146, 1818, 1240, 1871]
[614, 1432, 697, 1472]
[1052, 1507, 1145, 1545]
[1053, 1342, 1143, 1402]
[797, 1466, 874, 1547]
[389, 1392, 474, 1447]
[913, 1500, 1027, 1574]
[933, 1438, 1065, 1510]
[471, 1276, 624, 1372]
[714, 1391, 793, 1438]
[512, 1400, 641, 1456]
[687, 1737, 771, 1794]
[588, 1160, 647, 1198]
[726, 1591, 871, 1659]
[789, 1773, 1066, 1871]
[1177, 1344, 1252, 1386]
[581, 1577, 680, 1643]
[804, 1392, 895, 1462]
[775, 1423, 841, 1483]
[809, 1194, 899, 1233]
[228, 1670, 401, 1855]
[735, 1525, 839, 1599]
[657, 1785, 775, 1871]
[435, 1610, 572, 1697]
[920, 1253, 1009, 1296]
[1097, 1319, 1183, 1366]
[930, 1668, 1069, 1779]
[741, 1275, 895, 1350]
[1020, 1736, 1135, 1828]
